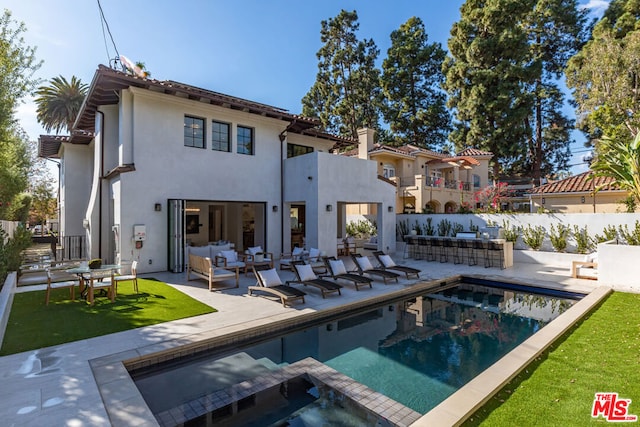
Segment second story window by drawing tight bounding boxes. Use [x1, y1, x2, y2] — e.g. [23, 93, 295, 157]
[237, 125, 254, 155]
[383, 164, 395, 178]
[287, 143, 313, 158]
[473, 174, 481, 189]
[211, 121, 230, 152]
[184, 116, 205, 148]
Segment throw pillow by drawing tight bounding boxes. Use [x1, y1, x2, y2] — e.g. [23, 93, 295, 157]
[379, 254, 396, 268]
[329, 259, 347, 275]
[356, 256, 374, 271]
[295, 264, 317, 281]
[248, 246, 263, 256]
[258, 268, 282, 286]
[309, 247, 320, 260]
[220, 250, 237, 263]
[292, 247, 304, 257]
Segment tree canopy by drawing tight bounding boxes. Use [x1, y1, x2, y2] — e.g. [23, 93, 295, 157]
[380, 17, 451, 149]
[35, 75, 88, 134]
[302, 10, 382, 139]
[0, 9, 42, 220]
[443, 0, 587, 180]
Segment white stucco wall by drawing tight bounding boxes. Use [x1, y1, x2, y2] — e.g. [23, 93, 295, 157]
[598, 241, 640, 293]
[60, 143, 93, 237]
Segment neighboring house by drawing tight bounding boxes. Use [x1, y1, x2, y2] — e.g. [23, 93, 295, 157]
[345, 144, 492, 214]
[39, 65, 396, 273]
[526, 171, 633, 213]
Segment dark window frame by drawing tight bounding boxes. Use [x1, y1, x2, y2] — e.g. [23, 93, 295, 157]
[286, 143, 314, 158]
[237, 125, 254, 155]
[184, 115, 205, 148]
[211, 120, 231, 152]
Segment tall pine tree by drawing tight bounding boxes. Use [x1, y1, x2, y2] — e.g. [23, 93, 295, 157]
[444, 0, 586, 181]
[302, 10, 382, 139]
[443, 0, 535, 177]
[380, 17, 451, 149]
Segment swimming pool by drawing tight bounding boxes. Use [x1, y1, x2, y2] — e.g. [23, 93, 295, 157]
[130, 277, 583, 426]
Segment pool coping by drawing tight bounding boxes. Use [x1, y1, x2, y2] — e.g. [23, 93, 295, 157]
[87, 276, 607, 427]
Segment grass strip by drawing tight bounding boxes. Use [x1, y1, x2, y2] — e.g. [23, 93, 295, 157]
[464, 292, 640, 426]
[1, 278, 216, 355]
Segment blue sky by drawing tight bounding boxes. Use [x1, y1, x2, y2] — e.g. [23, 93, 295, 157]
[7, 0, 610, 174]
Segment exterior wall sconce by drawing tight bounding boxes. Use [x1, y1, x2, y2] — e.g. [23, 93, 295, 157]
[154, 203, 162, 212]
[272, 205, 278, 212]
[541, 198, 545, 204]
[326, 204, 333, 212]
[388, 206, 394, 212]
[581, 196, 585, 204]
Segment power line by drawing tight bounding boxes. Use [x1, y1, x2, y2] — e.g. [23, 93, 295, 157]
[96, 0, 120, 65]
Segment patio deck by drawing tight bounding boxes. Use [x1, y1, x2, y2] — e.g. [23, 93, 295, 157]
[0, 254, 601, 426]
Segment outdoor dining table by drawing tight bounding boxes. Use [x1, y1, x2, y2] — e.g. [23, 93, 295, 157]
[66, 264, 121, 299]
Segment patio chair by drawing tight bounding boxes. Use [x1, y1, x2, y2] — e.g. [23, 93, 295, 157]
[114, 260, 138, 293]
[279, 246, 305, 270]
[350, 253, 399, 284]
[45, 268, 78, 305]
[215, 250, 247, 274]
[290, 260, 342, 298]
[372, 251, 421, 279]
[86, 270, 116, 306]
[572, 253, 598, 280]
[305, 247, 327, 274]
[322, 256, 373, 291]
[248, 264, 306, 306]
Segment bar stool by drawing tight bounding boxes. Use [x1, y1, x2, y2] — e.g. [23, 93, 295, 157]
[486, 241, 505, 269]
[428, 237, 440, 261]
[454, 239, 468, 265]
[441, 238, 453, 263]
[465, 240, 477, 266]
[473, 240, 487, 267]
[417, 237, 430, 260]
[403, 236, 416, 259]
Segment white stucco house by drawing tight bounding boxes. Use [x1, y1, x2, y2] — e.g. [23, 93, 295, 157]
[39, 65, 396, 273]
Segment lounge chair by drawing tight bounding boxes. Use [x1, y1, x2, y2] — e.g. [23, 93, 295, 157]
[248, 264, 306, 306]
[322, 256, 372, 291]
[572, 252, 598, 280]
[350, 253, 399, 284]
[372, 251, 421, 279]
[289, 260, 342, 298]
[305, 247, 327, 274]
[279, 246, 305, 270]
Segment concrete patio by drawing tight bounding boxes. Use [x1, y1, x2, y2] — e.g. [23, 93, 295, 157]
[0, 253, 601, 426]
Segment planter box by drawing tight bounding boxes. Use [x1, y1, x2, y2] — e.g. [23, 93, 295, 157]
[513, 249, 585, 268]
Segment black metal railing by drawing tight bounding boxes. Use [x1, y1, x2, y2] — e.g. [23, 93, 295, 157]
[58, 235, 87, 260]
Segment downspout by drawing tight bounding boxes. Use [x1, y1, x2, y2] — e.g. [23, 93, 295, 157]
[279, 130, 287, 253]
[98, 110, 105, 260]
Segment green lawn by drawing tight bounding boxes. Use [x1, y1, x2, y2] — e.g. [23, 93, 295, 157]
[1, 278, 216, 355]
[464, 292, 640, 426]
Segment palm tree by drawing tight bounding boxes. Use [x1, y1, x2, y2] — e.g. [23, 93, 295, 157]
[591, 132, 640, 211]
[35, 75, 88, 134]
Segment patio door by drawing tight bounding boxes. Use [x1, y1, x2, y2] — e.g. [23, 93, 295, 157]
[169, 199, 185, 272]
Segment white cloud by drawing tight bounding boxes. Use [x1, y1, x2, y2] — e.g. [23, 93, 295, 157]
[15, 96, 45, 141]
[580, 0, 610, 15]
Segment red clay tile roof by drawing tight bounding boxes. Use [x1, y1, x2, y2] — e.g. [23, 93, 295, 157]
[457, 147, 493, 157]
[527, 171, 620, 194]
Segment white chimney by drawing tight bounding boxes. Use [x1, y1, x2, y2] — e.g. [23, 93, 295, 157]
[357, 128, 375, 160]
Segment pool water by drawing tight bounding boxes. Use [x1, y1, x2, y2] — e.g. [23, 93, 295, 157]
[133, 280, 581, 423]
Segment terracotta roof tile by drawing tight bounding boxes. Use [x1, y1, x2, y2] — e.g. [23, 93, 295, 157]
[457, 147, 493, 157]
[528, 171, 619, 194]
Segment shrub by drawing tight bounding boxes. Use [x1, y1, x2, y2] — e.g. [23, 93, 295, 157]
[522, 225, 545, 250]
[346, 219, 376, 238]
[452, 222, 464, 236]
[572, 225, 594, 254]
[424, 217, 435, 236]
[501, 220, 520, 243]
[0, 224, 32, 285]
[396, 219, 409, 240]
[549, 223, 570, 252]
[437, 219, 452, 236]
[594, 225, 618, 243]
[618, 220, 640, 245]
